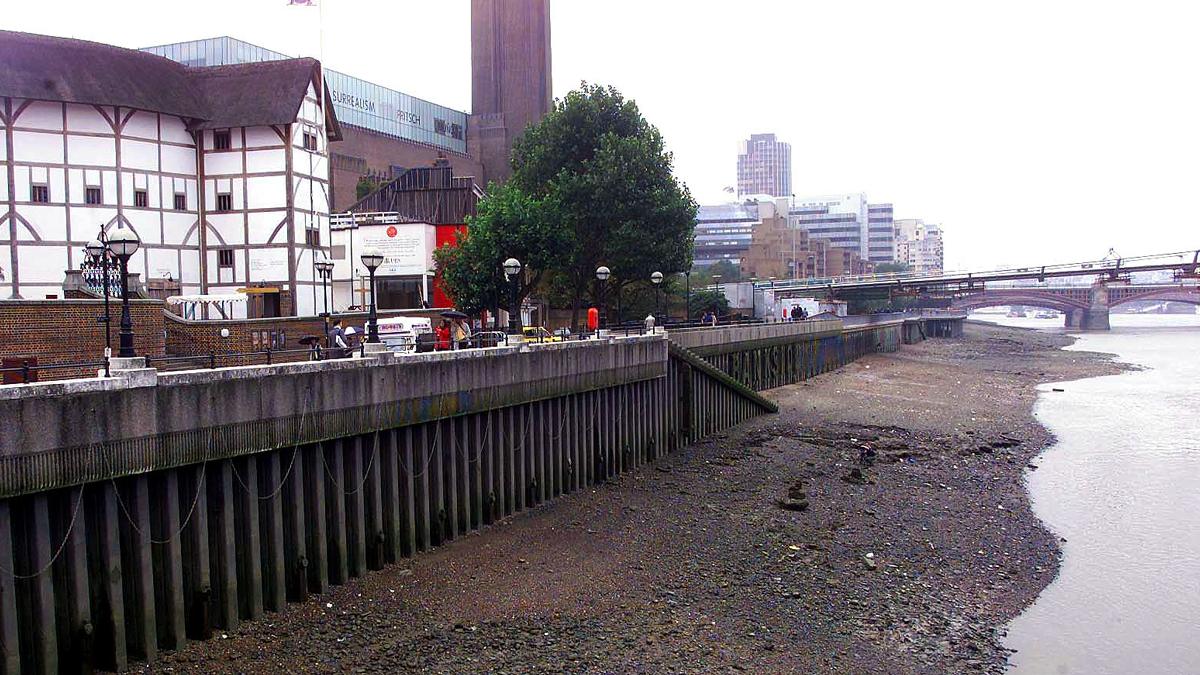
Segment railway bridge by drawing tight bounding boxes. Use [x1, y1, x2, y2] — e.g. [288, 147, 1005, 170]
[949, 282, 1200, 329]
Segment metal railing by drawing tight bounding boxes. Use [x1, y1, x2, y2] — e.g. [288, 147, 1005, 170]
[0, 357, 109, 384]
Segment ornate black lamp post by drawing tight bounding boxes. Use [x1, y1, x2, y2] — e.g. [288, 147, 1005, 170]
[85, 234, 113, 353]
[315, 256, 334, 350]
[595, 265, 611, 329]
[651, 270, 663, 322]
[503, 257, 522, 334]
[106, 228, 140, 358]
[360, 250, 383, 344]
[315, 256, 333, 316]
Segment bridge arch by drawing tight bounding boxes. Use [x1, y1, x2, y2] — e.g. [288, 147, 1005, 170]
[950, 290, 1090, 314]
[1109, 287, 1200, 308]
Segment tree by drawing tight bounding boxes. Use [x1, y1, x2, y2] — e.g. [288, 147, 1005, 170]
[510, 83, 697, 328]
[355, 175, 384, 200]
[687, 289, 730, 318]
[874, 261, 911, 274]
[689, 260, 742, 288]
[435, 84, 697, 329]
[433, 182, 569, 316]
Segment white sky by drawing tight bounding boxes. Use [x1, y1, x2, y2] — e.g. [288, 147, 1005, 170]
[6, 0, 1199, 270]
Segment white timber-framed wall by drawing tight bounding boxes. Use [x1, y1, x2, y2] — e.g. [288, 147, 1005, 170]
[0, 99, 203, 301]
[1, 78, 333, 317]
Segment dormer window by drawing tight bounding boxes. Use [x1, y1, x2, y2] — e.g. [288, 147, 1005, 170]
[213, 130, 231, 150]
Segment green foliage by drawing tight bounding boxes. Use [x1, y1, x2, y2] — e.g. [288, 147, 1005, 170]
[874, 261, 911, 274]
[689, 260, 742, 287]
[687, 289, 730, 318]
[435, 83, 697, 326]
[355, 175, 384, 200]
[433, 182, 569, 315]
[511, 83, 697, 323]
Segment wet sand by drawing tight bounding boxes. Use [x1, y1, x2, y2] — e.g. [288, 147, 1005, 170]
[146, 322, 1122, 674]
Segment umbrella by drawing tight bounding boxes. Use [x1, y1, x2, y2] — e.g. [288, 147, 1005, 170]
[440, 310, 469, 320]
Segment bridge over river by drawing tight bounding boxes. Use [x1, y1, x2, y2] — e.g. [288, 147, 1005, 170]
[759, 249, 1200, 330]
[949, 283, 1200, 329]
[0, 311, 963, 673]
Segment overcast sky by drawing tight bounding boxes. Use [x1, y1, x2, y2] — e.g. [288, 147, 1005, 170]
[7, 1, 1199, 270]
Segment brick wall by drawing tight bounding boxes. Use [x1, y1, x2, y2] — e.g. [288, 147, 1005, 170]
[0, 298, 432, 382]
[331, 126, 484, 211]
[0, 299, 166, 382]
[163, 309, 426, 366]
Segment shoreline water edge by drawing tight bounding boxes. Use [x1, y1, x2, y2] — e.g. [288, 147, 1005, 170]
[146, 322, 1123, 674]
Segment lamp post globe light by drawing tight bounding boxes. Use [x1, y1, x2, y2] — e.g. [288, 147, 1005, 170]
[651, 271, 663, 321]
[106, 227, 140, 358]
[315, 257, 333, 315]
[503, 257, 522, 334]
[595, 265, 610, 330]
[360, 250, 384, 344]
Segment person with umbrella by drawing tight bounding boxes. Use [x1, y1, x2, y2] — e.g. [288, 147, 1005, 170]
[441, 310, 472, 350]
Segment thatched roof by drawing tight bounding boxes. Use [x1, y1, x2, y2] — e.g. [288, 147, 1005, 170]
[0, 31, 339, 138]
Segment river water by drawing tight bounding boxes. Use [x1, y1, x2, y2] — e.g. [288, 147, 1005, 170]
[971, 312, 1200, 674]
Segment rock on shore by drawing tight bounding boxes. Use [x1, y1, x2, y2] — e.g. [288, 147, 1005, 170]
[145, 322, 1123, 674]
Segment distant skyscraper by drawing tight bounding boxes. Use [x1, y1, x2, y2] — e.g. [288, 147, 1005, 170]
[736, 133, 792, 198]
[470, 0, 553, 186]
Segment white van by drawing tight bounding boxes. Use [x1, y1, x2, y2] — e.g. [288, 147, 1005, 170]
[377, 316, 433, 352]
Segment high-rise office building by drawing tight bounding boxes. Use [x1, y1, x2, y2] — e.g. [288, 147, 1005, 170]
[789, 193, 895, 264]
[471, 0, 553, 186]
[736, 133, 791, 198]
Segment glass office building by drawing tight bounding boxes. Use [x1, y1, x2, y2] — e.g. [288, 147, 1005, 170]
[142, 37, 468, 154]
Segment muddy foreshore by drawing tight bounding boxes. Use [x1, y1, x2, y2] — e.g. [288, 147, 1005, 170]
[144, 322, 1123, 674]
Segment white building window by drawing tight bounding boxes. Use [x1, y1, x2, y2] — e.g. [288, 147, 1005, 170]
[217, 249, 234, 268]
[213, 130, 231, 151]
[85, 187, 102, 205]
[134, 189, 148, 208]
[303, 131, 318, 151]
[216, 193, 232, 212]
[30, 185, 49, 203]
[174, 193, 186, 211]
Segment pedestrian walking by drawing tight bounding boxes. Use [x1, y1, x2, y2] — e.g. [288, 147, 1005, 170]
[328, 318, 348, 358]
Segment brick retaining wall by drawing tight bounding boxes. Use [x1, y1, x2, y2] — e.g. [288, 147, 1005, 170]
[0, 299, 165, 381]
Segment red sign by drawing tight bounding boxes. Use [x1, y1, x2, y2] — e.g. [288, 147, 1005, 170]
[386, 225, 398, 237]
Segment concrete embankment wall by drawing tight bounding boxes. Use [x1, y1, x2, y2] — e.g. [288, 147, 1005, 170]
[0, 314, 963, 673]
[0, 335, 774, 674]
[670, 317, 906, 392]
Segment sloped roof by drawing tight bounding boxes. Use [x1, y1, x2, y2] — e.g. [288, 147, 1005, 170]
[0, 31, 339, 137]
[0, 31, 202, 119]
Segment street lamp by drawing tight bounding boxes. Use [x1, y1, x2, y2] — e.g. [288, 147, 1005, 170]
[504, 257, 522, 334]
[650, 271, 663, 322]
[315, 256, 333, 316]
[360, 250, 383, 343]
[85, 234, 113, 362]
[768, 276, 777, 322]
[315, 256, 334, 350]
[106, 228, 140, 358]
[595, 265, 611, 330]
[684, 271, 691, 323]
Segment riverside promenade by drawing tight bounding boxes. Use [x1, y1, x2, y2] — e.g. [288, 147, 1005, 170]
[0, 313, 963, 673]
